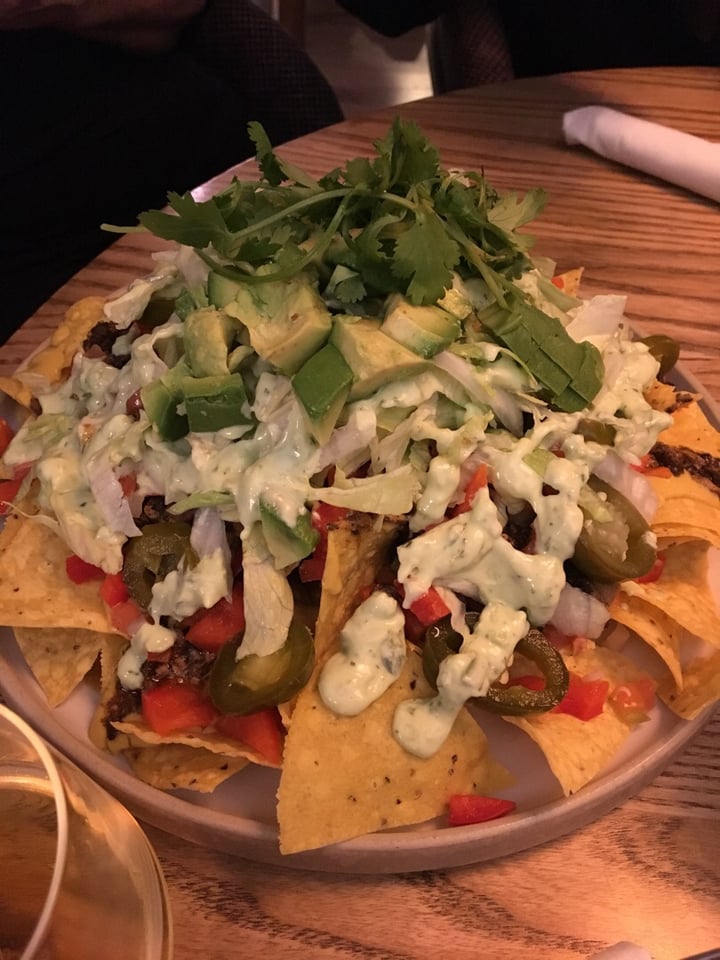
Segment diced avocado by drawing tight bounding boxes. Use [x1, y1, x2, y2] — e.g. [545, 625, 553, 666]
[381, 294, 460, 358]
[329, 315, 428, 401]
[438, 275, 493, 319]
[207, 272, 243, 309]
[223, 275, 332, 375]
[182, 373, 252, 433]
[183, 307, 238, 377]
[259, 501, 319, 569]
[140, 378, 188, 441]
[291, 343, 353, 445]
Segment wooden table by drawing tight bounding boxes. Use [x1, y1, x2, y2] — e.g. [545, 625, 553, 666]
[2, 67, 719, 959]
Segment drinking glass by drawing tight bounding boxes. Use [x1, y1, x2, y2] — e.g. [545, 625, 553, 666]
[0, 704, 173, 959]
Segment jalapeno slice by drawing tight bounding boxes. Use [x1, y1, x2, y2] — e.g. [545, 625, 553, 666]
[209, 618, 314, 714]
[422, 614, 569, 715]
[640, 334, 680, 378]
[572, 476, 656, 582]
[576, 418, 616, 446]
[122, 521, 197, 609]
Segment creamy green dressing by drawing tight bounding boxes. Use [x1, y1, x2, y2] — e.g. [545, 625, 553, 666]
[318, 591, 407, 716]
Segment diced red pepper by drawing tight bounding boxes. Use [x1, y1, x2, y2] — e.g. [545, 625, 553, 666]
[552, 672, 609, 721]
[299, 502, 349, 582]
[448, 794, 516, 826]
[65, 554, 105, 584]
[408, 586, 451, 626]
[634, 553, 666, 584]
[0, 464, 30, 515]
[609, 677, 656, 723]
[630, 454, 651, 473]
[184, 581, 246, 652]
[100, 572, 129, 607]
[108, 598, 146, 635]
[550, 276, 564, 289]
[214, 708, 285, 766]
[643, 466, 673, 479]
[142, 681, 219, 736]
[0, 418, 15, 457]
[450, 464, 488, 517]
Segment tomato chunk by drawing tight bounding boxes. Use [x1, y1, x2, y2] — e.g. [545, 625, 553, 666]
[448, 794, 516, 826]
[142, 681, 218, 736]
[609, 677, 656, 723]
[185, 581, 245, 652]
[634, 553, 666, 584]
[100, 572, 129, 607]
[552, 672, 609, 720]
[299, 502, 349, 583]
[65, 555, 105, 584]
[108, 597, 146, 635]
[408, 586, 451, 626]
[215, 708, 285, 765]
[450, 463, 488, 517]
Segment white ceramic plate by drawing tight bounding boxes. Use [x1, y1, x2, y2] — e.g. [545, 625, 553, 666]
[0, 366, 718, 874]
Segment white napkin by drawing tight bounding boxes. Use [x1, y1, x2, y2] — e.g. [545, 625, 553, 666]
[587, 942, 653, 960]
[563, 105, 720, 203]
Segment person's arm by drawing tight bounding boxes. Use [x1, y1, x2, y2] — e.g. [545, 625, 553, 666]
[0, 0, 206, 51]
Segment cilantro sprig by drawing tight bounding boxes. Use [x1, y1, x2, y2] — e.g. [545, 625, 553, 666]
[111, 118, 547, 309]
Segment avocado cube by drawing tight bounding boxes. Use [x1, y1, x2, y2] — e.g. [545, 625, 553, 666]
[224, 276, 332, 375]
[292, 343, 353, 445]
[259, 501, 319, 569]
[140, 379, 189, 441]
[183, 307, 238, 378]
[329, 315, 428, 401]
[381, 294, 460, 358]
[182, 373, 251, 433]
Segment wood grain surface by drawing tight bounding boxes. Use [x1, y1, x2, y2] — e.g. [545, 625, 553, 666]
[1, 67, 718, 959]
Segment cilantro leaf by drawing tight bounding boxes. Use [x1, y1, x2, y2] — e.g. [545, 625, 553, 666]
[392, 206, 460, 304]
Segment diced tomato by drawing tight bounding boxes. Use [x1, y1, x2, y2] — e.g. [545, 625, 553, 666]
[408, 586, 451, 626]
[643, 466, 673, 479]
[508, 673, 546, 691]
[543, 623, 576, 649]
[550, 276, 564, 290]
[447, 794, 517, 827]
[0, 464, 30, 515]
[634, 553, 666, 584]
[100, 572, 129, 607]
[609, 677, 656, 723]
[552, 672, 610, 720]
[142, 681, 219, 736]
[450, 464, 489, 517]
[118, 472, 138, 496]
[0, 418, 14, 457]
[402, 606, 427, 644]
[65, 554, 105, 584]
[184, 581, 246, 652]
[215, 708, 285, 765]
[630, 454, 651, 473]
[299, 502, 349, 582]
[108, 598, 146, 635]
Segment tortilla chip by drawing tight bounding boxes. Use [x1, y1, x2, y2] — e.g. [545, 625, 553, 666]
[112, 716, 282, 768]
[0, 375, 34, 410]
[609, 595, 685, 688]
[277, 648, 510, 854]
[554, 267, 584, 296]
[657, 650, 720, 720]
[617, 541, 720, 648]
[644, 379, 688, 414]
[656, 398, 720, 457]
[315, 512, 404, 662]
[0, 514, 114, 633]
[13, 626, 106, 707]
[123, 742, 248, 792]
[14, 297, 105, 393]
[88, 634, 136, 754]
[505, 646, 649, 796]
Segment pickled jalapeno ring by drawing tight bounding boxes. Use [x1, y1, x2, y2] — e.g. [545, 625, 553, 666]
[572, 476, 656, 583]
[122, 520, 197, 609]
[422, 614, 569, 715]
[640, 334, 680, 378]
[209, 618, 314, 714]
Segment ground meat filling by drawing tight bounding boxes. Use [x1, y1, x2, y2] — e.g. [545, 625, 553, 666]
[649, 442, 720, 491]
[83, 320, 131, 368]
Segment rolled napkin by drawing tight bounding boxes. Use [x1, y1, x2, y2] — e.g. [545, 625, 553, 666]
[563, 105, 720, 203]
[587, 943, 653, 960]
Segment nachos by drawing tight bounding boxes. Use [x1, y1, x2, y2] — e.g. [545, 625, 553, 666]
[1, 120, 719, 855]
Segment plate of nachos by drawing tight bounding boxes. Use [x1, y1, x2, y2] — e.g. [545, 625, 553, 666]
[0, 120, 718, 873]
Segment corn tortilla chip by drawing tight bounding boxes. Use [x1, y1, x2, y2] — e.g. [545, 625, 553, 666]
[123, 742, 248, 792]
[618, 541, 720, 648]
[609, 595, 685, 689]
[89, 634, 136, 754]
[13, 626, 107, 707]
[277, 649, 510, 854]
[657, 651, 720, 720]
[0, 514, 114, 633]
[656, 398, 720, 457]
[505, 646, 649, 796]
